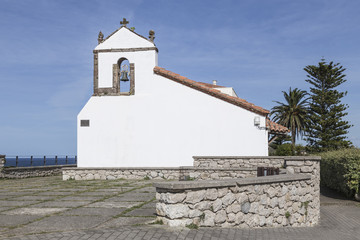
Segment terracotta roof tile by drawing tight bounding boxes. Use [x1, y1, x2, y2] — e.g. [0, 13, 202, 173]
[153, 66, 270, 116]
[197, 82, 226, 88]
[266, 118, 290, 134]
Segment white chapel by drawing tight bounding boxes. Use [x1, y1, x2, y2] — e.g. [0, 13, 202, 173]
[77, 19, 288, 168]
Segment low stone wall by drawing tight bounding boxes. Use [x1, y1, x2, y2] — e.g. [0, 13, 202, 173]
[62, 167, 257, 181]
[1, 165, 77, 179]
[193, 156, 320, 170]
[194, 156, 320, 193]
[194, 156, 285, 168]
[154, 174, 320, 228]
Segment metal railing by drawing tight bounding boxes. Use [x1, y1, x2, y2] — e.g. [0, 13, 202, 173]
[5, 156, 77, 167]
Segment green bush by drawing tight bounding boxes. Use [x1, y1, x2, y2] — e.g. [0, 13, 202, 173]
[319, 148, 360, 198]
[275, 143, 293, 156]
[270, 143, 306, 156]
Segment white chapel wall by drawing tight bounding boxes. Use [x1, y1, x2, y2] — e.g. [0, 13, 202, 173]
[78, 72, 268, 168]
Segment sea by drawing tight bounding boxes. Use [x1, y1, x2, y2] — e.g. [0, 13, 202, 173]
[4, 156, 77, 167]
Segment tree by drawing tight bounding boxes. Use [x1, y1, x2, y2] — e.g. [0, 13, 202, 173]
[271, 88, 309, 152]
[304, 60, 352, 152]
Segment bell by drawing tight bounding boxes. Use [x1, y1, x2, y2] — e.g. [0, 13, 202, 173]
[120, 70, 129, 82]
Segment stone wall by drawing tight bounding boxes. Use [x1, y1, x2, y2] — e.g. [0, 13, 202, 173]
[194, 156, 320, 195]
[62, 167, 257, 181]
[1, 165, 77, 179]
[193, 156, 284, 168]
[153, 156, 320, 228]
[154, 174, 320, 228]
[62, 156, 319, 182]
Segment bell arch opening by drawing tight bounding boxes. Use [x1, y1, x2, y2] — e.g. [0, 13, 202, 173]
[117, 58, 131, 93]
[111, 57, 135, 96]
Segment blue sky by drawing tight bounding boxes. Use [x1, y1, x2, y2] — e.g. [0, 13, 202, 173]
[1, 0, 359, 156]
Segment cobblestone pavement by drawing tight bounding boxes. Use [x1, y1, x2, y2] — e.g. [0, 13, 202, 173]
[0, 176, 359, 240]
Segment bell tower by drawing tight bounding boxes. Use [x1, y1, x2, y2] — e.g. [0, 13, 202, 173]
[92, 18, 158, 96]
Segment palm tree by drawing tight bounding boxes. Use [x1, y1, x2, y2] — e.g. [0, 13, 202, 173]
[271, 88, 309, 152]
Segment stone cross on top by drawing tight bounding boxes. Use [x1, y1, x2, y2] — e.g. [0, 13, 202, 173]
[120, 18, 129, 27]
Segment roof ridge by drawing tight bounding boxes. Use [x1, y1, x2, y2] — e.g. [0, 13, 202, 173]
[99, 26, 156, 47]
[153, 66, 270, 116]
[197, 82, 226, 88]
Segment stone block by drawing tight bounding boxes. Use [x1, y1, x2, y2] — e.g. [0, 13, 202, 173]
[222, 192, 236, 206]
[201, 210, 215, 226]
[235, 211, 244, 224]
[249, 202, 259, 213]
[237, 192, 249, 204]
[212, 198, 223, 212]
[214, 209, 226, 224]
[189, 209, 203, 218]
[218, 188, 228, 198]
[259, 216, 266, 226]
[300, 166, 312, 173]
[227, 212, 236, 222]
[160, 192, 186, 204]
[205, 188, 218, 200]
[194, 201, 211, 211]
[241, 202, 251, 214]
[267, 187, 276, 198]
[185, 190, 205, 204]
[270, 197, 278, 208]
[163, 204, 190, 219]
[226, 204, 241, 214]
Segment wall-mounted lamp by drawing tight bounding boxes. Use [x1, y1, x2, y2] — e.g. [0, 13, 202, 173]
[254, 116, 261, 126]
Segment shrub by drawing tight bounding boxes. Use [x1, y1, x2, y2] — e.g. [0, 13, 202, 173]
[275, 143, 293, 156]
[319, 148, 360, 198]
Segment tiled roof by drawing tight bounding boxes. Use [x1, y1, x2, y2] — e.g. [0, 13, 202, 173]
[266, 118, 290, 134]
[153, 66, 270, 116]
[197, 82, 226, 88]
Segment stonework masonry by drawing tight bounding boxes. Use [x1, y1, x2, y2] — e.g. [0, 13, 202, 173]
[152, 156, 320, 228]
[62, 167, 257, 181]
[62, 156, 320, 186]
[1, 165, 76, 179]
[194, 156, 284, 168]
[154, 174, 319, 228]
[193, 156, 320, 194]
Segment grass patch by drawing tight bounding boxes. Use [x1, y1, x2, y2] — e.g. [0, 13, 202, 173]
[150, 219, 164, 225]
[115, 197, 156, 218]
[186, 223, 199, 229]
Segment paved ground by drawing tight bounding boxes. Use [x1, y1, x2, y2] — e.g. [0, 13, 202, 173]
[0, 176, 359, 240]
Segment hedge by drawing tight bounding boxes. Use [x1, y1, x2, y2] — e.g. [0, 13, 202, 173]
[319, 148, 360, 198]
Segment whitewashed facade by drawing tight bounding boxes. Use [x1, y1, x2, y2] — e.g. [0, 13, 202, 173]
[77, 22, 270, 168]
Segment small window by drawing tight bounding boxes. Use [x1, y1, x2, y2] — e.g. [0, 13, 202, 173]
[80, 120, 90, 127]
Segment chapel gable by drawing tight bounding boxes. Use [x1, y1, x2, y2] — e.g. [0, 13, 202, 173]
[92, 18, 157, 96]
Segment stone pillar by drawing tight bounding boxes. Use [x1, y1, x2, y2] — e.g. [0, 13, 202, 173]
[129, 63, 135, 95]
[113, 64, 120, 93]
[93, 52, 99, 95]
[0, 155, 5, 168]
